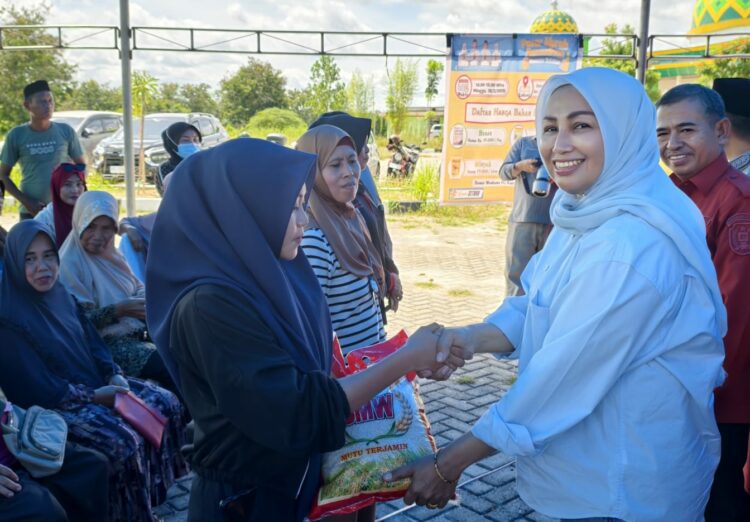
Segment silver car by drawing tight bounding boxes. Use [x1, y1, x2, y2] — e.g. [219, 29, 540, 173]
[51, 111, 122, 166]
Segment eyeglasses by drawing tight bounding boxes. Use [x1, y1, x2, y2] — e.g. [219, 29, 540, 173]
[60, 163, 86, 173]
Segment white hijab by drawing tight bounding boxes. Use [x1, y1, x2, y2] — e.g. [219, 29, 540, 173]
[536, 67, 727, 335]
[59, 191, 145, 334]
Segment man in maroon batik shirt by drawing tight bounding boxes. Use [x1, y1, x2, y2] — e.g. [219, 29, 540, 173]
[657, 83, 750, 522]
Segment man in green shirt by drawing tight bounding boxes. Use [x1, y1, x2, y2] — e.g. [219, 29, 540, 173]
[0, 80, 85, 219]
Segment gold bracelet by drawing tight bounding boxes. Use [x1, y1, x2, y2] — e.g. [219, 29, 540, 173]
[433, 448, 457, 485]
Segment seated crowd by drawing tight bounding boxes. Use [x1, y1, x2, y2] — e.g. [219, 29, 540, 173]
[0, 73, 749, 522]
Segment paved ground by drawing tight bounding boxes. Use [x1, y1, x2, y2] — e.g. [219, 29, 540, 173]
[0, 206, 558, 522]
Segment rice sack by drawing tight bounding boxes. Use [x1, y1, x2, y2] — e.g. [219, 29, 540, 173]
[309, 331, 437, 519]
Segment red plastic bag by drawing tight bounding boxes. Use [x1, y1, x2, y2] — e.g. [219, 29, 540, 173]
[309, 331, 437, 520]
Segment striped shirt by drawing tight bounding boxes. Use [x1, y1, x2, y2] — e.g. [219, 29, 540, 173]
[302, 228, 385, 354]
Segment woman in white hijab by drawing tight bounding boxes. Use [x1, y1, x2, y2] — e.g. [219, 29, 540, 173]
[59, 190, 175, 390]
[384, 68, 726, 521]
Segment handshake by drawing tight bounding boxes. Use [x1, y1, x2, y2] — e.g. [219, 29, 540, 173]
[402, 323, 478, 381]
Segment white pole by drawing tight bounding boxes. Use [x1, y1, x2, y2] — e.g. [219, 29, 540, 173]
[119, 0, 135, 216]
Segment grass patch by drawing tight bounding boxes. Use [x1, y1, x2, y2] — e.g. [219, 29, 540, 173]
[447, 288, 473, 297]
[415, 279, 439, 289]
[455, 375, 475, 385]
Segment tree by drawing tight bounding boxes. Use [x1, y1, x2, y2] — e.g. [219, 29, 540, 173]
[697, 41, 750, 84]
[424, 59, 444, 108]
[287, 88, 315, 123]
[584, 24, 661, 101]
[346, 70, 375, 117]
[306, 56, 347, 119]
[132, 71, 158, 185]
[386, 59, 419, 134]
[219, 58, 287, 127]
[180, 83, 219, 114]
[0, 3, 76, 133]
[60, 80, 121, 112]
[148, 83, 188, 113]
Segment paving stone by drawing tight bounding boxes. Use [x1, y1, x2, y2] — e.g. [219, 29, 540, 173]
[523, 512, 560, 522]
[455, 491, 495, 514]
[445, 506, 497, 522]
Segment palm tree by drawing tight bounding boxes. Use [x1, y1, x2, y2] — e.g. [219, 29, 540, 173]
[131, 71, 158, 189]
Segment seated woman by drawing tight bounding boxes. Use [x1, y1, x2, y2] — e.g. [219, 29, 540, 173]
[34, 162, 86, 247]
[58, 191, 174, 390]
[156, 122, 201, 196]
[0, 220, 189, 522]
[119, 173, 173, 282]
[145, 138, 464, 521]
[297, 125, 386, 355]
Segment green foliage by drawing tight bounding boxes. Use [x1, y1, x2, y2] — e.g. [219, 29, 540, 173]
[0, 3, 76, 133]
[424, 59, 444, 107]
[386, 59, 419, 134]
[58, 80, 121, 112]
[286, 88, 315, 124]
[306, 56, 347, 119]
[148, 82, 187, 113]
[245, 107, 308, 142]
[409, 162, 440, 203]
[346, 70, 375, 117]
[584, 23, 661, 101]
[179, 83, 220, 114]
[219, 58, 288, 127]
[131, 71, 158, 116]
[698, 41, 750, 85]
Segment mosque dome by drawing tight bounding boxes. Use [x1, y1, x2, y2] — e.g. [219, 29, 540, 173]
[689, 0, 750, 35]
[529, 1, 580, 33]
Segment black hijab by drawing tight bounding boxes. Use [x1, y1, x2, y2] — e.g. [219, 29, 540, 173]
[309, 112, 371, 154]
[162, 121, 202, 164]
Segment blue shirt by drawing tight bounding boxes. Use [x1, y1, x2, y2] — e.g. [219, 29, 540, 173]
[472, 212, 724, 521]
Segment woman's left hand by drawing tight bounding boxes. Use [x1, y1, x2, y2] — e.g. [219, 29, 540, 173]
[388, 274, 403, 312]
[383, 454, 456, 509]
[109, 374, 130, 389]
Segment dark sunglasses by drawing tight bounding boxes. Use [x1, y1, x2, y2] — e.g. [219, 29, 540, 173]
[60, 163, 86, 173]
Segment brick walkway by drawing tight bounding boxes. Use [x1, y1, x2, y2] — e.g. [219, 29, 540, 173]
[156, 213, 558, 522]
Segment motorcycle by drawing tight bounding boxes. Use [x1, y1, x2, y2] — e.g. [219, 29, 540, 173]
[386, 136, 420, 178]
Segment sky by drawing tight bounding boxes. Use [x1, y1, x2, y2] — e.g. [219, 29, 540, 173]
[12, 0, 697, 107]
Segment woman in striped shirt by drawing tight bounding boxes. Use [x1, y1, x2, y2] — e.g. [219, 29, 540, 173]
[297, 124, 386, 355]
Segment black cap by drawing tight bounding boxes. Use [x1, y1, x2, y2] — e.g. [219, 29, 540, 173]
[23, 80, 51, 99]
[712, 78, 750, 118]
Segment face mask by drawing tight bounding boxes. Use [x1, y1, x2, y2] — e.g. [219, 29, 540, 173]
[177, 143, 201, 159]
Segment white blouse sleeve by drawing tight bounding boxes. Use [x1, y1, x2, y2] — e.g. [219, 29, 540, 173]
[472, 261, 666, 456]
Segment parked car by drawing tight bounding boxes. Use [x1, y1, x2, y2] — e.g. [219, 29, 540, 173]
[428, 123, 443, 140]
[93, 112, 228, 181]
[51, 111, 122, 166]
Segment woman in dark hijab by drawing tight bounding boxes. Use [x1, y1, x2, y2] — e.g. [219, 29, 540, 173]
[156, 121, 201, 196]
[146, 138, 463, 521]
[0, 220, 189, 522]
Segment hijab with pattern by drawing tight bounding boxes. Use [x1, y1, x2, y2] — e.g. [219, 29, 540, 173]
[296, 125, 385, 292]
[146, 138, 332, 389]
[537, 67, 727, 334]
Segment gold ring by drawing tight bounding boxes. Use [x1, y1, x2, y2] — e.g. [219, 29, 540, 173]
[427, 503, 439, 509]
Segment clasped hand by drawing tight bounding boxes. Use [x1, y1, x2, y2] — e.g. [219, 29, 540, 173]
[404, 324, 474, 379]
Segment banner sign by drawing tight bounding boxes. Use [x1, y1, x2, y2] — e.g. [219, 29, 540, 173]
[440, 34, 582, 204]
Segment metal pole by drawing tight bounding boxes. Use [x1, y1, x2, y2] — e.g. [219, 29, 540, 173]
[636, 0, 651, 84]
[119, 0, 135, 216]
